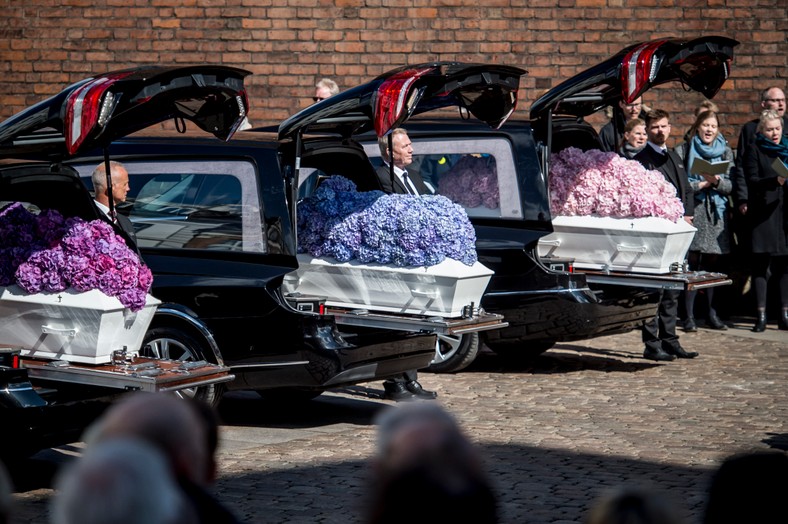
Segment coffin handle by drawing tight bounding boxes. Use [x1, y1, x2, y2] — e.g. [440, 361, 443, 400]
[410, 289, 440, 298]
[41, 325, 79, 337]
[616, 244, 648, 254]
[538, 239, 561, 246]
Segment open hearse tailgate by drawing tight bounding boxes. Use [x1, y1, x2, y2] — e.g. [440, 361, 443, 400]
[326, 307, 506, 336]
[579, 269, 732, 291]
[285, 294, 507, 335]
[21, 355, 234, 393]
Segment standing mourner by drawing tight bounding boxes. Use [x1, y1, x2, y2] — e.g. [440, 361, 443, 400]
[600, 97, 645, 153]
[313, 78, 339, 103]
[729, 87, 788, 294]
[91, 160, 142, 258]
[374, 128, 437, 401]
[617, 117, 648, 159]
[683, 99, 720, 141]
[634, 109, 697, 361]
[731, 87, 788, 215]
[741, 109, 788, 332]
[91, 160, 138, 247]
[674, 110, 733, 331]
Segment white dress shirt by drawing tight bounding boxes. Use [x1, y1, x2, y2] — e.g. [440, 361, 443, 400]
[382, 162, 419, 194]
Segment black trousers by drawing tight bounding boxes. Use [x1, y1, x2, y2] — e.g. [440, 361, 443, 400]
[384, 369, 417, 385]
[642, 289, 681, 352]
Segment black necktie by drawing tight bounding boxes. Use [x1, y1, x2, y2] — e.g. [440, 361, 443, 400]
[402, 171, 415, 195]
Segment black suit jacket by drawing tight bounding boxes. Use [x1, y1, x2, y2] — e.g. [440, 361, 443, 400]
[742, 144, 788, 255]
[732, 115, 788, 206]
[95, 200, 142, 258]
[633, 145, 694, 217]
[115, 213, 138, 244]
[375, 164, 430, 195]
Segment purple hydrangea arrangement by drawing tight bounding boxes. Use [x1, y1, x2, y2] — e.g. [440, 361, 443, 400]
[549, 147, 685, 222]
[438, 155, 500, 209]
[0, 202, 152, 311]
[296, 176, 478, 267]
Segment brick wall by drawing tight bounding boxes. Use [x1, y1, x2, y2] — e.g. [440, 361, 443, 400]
[1, 0, 786, 147]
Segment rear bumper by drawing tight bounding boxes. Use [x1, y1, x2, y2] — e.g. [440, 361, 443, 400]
[482, 285, 660, 344]
[230, 330, 436, 391]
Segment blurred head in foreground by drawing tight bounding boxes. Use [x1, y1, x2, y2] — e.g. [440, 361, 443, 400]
[51, 437, 195, 524]
[365, 402, 499, 524]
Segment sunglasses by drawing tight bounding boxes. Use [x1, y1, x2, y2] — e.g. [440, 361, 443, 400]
[312, 96, 327, 102]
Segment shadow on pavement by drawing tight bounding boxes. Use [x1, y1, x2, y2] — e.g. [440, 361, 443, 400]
[208, 441, 714, 524]
[216, 390, 384, 429]
[459, 345, 659, 376]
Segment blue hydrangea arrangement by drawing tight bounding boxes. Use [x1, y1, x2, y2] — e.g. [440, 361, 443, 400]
[297, 176, 478, 267]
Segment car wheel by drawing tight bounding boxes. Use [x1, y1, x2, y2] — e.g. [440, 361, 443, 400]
[426, 332, 479, 373]
[140, 327, 223, 407]
[487, 339, 556, 361]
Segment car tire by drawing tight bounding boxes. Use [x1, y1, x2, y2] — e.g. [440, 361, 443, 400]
[426, 332, 479, 373]
[487, 339, 556, 361]
[140, 326, 224, 407]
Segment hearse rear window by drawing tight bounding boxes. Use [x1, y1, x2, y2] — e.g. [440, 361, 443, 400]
[362, 137, 522, 220]
[74, 160, 265, 253]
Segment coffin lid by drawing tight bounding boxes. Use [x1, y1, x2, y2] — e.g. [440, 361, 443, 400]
[0, 65, 251, 159]
[529, 36, 739, 121]
[278, 62, 526, 141]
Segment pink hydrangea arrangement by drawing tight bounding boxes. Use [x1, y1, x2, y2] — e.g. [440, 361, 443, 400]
[549, 147, 685, 222]
[437, 155, 500, 209]
[0, 202, 152, 311]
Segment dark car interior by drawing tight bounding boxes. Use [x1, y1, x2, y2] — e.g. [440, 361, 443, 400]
[550, 118, 603, 153]
[298, 139, 385, 194]
[0, 163, 102, 223]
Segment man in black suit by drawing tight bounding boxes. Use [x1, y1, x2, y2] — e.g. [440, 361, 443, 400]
[634, 109, 698, 362]
[375, 128, 437, 401]
[91, 160, 138, 248]
[375, 128, 432, 195]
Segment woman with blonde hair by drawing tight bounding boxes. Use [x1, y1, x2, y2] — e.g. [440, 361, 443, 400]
[741, 109, 788, 331]
[674, 110, 734, 331]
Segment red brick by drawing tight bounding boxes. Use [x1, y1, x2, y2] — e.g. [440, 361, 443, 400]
[0, 2, 783, 135]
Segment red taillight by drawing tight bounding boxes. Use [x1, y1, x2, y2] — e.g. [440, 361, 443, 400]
[227, 89, 250, 139]
[12, 354, 19, 369]
[621, 40, 668, 104]
[319, 303, 325, 315]
[64, 71, 133, 155]
[373, 66, 435, 137]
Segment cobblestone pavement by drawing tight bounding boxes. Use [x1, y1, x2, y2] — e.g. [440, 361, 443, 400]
[9, 321, 788, 524]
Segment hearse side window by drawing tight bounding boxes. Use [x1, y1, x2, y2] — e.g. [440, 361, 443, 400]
[362, 137, 522, 220]
[74, 160, 265, 253]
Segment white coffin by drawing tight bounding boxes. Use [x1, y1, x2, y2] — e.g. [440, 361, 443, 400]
[537, 216, 696, 274]
[283, 254, 494, 318]
[0, 286, 160, 364]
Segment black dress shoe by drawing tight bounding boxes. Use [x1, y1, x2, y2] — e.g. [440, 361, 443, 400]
[669, 345, 699, 359]
[779, 311, 788, 331]
[382, 381, 416, 402]
[683, 317, 697, 332]
[405, 380, 437, 399]
[643, 348, 676, 362]
[705, 314, 727, 330]
[752, 311, 767, 333]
